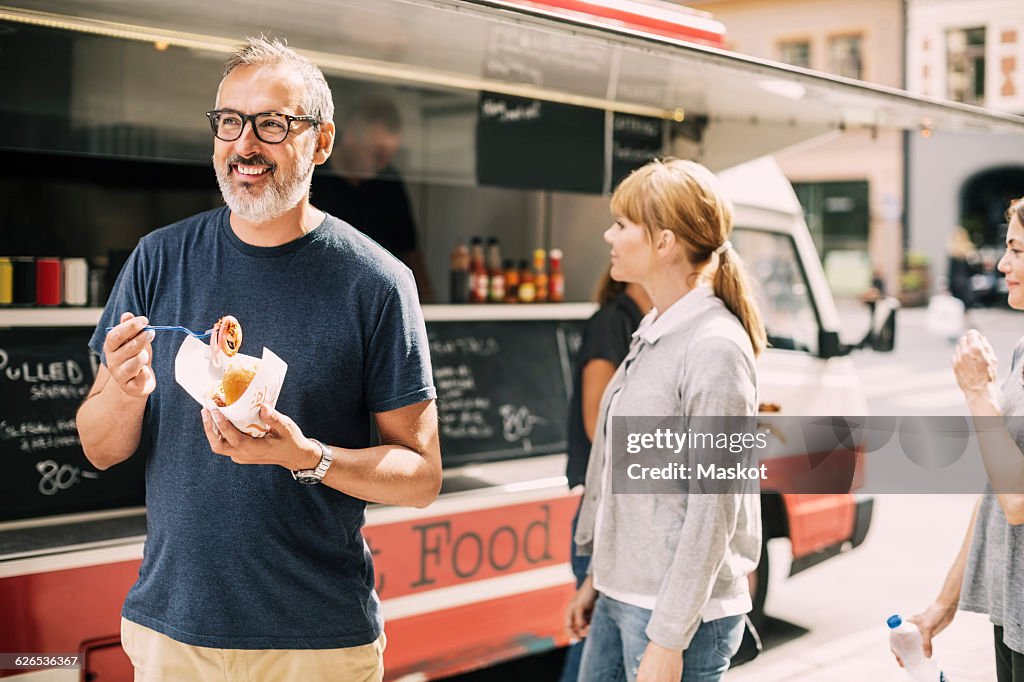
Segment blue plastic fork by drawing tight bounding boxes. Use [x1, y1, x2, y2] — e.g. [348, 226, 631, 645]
[104, 325, 212, 339]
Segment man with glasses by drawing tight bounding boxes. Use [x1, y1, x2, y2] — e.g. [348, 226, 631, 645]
[77, 36, 440, 681]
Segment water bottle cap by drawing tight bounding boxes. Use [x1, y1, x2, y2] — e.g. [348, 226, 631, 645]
[887, 615, 902, 629]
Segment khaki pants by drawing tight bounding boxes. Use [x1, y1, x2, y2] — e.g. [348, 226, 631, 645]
[121, 618, 385, 682]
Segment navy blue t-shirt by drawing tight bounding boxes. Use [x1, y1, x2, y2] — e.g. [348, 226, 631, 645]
[89, 206, 435, 649]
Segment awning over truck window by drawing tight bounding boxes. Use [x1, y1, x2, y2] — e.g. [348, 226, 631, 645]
[2, 0, 1022, 170]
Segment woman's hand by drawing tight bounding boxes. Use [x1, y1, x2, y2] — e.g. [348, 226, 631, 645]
[636, 641, 683, 682]
[909, 602, 956, 658]
[564, 574, 598, 640]
[892, 602, 956, 667]
[953, 330, 999, 406]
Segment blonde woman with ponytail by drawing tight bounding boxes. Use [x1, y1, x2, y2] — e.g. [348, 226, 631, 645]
[565, 159, 764, 682]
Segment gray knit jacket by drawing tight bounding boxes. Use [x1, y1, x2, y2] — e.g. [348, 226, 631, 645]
[574, 301, 762, 651]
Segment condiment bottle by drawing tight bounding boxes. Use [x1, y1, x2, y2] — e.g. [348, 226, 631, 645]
[487, 238, 505, 303]
[449, 241, 470, 303]
[533, 248, 548, 303]
[503, 259, 519, 303]
[469, 237, 488, 303]
[549, 248, 565, 303]
[517, 259, 536, 303]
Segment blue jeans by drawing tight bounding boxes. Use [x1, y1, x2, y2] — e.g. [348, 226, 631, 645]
[560, 498, 592, 682]
[578, 595, 744, 682]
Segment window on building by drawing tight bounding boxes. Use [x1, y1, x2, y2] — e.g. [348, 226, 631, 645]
[947, 27, 986, 104]
[829, 35, 863, 79]
[779, 40, 811, 69]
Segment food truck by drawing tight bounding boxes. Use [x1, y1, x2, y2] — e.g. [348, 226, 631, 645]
[2, 0, 1024, 680]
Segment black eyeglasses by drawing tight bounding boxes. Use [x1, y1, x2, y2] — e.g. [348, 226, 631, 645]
[205, 109, 320, 144]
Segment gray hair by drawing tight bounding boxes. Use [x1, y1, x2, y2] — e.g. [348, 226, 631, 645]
[221, 36, 334, 124]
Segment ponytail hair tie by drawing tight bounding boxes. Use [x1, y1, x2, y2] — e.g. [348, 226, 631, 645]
[714, 240, 732, 256]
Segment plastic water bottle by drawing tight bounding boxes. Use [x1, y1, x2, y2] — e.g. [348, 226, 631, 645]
[888, 615, 947, 681]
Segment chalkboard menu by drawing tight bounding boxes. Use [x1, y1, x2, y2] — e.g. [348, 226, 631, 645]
[611, 113, 666, 189]
[0, 319, 585, 522]
[476, 92, 605, 194]
[428, 319, 584, 465]
[476, 21, 608, 194]
[0, 328, 146, 522]
[475, 102, 666, 195]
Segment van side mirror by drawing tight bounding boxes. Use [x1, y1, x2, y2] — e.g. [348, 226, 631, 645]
[833, 296, 898, 356]
[869, 301, 898, 353]
[819, 330, 850, 359]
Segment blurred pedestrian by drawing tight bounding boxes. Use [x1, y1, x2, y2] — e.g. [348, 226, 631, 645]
[858, 268, 887, 349]
[906, 197, 1024, 681]
[862, 268, 886, 304]
[560, 267, 650, 682]
[947, 226, 979, 310]
[564, 158, 764, 682]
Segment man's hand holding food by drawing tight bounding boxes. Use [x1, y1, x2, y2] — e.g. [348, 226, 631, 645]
[201, 403, 321, 471]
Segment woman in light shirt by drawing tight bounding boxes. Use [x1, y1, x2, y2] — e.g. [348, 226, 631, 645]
[909, 197, 1024, 682]
[565, 158, 765, 682]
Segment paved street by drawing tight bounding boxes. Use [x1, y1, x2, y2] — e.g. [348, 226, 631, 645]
[841, 299, 1024, 418]
[728, 495, 990, 681]
[727, 300, 1024, 681]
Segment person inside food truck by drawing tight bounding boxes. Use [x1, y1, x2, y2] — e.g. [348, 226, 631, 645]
[76, 36, 440, 682]
[311, 95, 435, 302]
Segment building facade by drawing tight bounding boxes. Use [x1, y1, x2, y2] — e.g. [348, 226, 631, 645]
[690, 0, 906, 296]
[906, 0, 1024, 293]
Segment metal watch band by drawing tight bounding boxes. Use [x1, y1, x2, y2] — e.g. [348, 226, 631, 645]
[291, 438, 333, 484]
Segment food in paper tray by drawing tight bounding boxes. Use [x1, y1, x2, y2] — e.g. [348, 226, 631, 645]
[207, 315, 257, 407]
[212, 363, 258, 407]
[175, 315, 287, 438]
[210, 315, 243, 367]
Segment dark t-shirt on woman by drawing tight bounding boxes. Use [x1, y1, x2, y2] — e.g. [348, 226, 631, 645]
[565, 292, 644, 488]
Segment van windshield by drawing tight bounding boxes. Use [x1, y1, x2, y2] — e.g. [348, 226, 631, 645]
[733, 228, 818, 355]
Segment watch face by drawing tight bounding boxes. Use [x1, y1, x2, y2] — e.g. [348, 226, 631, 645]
[295, 473, 321, 485]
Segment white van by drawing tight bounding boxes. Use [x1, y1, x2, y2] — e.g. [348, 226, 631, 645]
[721, 157, 886, 621]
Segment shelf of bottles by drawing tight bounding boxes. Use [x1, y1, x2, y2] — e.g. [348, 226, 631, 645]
[0, 238, 594, 328]
[450, 238, 565, 305]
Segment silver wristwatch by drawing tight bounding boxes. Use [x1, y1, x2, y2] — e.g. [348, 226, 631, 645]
[292, 438, 333, 485]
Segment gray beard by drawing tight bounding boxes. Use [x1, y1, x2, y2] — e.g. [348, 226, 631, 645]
[214, 148, 315, 223]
